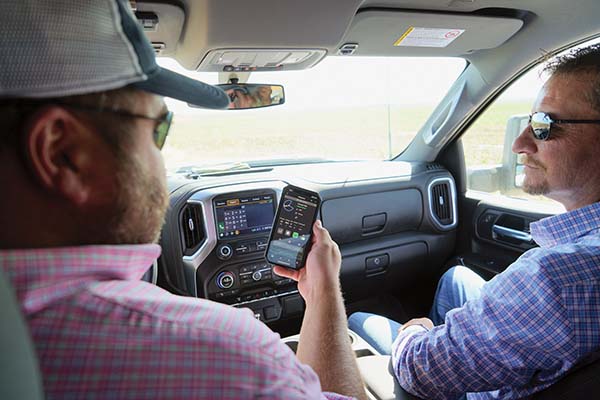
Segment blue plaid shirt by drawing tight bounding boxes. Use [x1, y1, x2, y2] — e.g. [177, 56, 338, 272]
[392, 202, 600, 399]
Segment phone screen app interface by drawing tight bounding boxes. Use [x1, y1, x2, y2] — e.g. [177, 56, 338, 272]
[268, 190, 318, 269]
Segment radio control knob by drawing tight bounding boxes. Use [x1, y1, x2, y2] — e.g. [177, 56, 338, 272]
[217, 271, 235, 289]
[217, 244, 233, 260]
[252, 271, 262, 282]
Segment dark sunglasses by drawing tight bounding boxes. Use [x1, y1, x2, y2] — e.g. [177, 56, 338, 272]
[57, 103, 173, 150]
[528, 111, 600, 141]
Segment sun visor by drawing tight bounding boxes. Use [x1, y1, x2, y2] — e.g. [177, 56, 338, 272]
[340, 10, 523, 57]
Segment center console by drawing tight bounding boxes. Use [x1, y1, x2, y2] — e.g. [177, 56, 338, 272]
[213, 192, 274, 259]
[183, 183, 303, 323]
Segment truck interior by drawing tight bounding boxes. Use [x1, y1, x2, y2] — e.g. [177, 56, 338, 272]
[2, 0, 600, 399]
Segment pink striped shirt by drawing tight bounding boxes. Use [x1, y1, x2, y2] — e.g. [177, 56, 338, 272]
[0, 244, 350, 399]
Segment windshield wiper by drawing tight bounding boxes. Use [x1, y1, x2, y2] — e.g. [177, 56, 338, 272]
[245, 157, 334, 167]
[174, 158, 337, 179]
[175, 162, 252, 178]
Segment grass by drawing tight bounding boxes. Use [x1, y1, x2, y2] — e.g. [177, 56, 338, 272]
[461, 101, 530, 166]
[162, 101, 531, 170]
[162, 104, 435, 168]
[162, 99, 565, 206]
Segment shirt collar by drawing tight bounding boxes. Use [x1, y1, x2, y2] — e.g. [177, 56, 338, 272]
[531, 202, 600, 247]
[0, 244, 161, 314]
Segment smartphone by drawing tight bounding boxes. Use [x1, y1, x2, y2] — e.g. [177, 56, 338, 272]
[265, 185, 321, 270]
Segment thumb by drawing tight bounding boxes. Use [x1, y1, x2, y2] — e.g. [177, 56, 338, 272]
[273, 265, 299, 281]
[312, 219, 324, 240]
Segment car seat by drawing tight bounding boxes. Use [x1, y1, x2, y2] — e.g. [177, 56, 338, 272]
[0, 268, 44, 399]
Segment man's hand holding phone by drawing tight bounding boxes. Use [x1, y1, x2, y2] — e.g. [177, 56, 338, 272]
[273, 220, 341, 305]
[273, 220, 368, 400]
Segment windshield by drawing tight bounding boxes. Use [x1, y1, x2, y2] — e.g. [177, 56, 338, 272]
[159, 56, 465, 171]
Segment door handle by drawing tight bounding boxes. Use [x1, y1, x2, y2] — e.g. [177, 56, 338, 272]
[362, 213, 387, 235]
[492, 224, 533, 243]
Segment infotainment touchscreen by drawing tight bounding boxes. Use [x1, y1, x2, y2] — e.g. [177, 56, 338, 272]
[214, 194, 275, 238]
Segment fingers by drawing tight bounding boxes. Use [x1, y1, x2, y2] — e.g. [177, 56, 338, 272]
[273, 265, 300, 281]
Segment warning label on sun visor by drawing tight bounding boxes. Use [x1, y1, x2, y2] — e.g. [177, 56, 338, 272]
[394, 27, 465, 48]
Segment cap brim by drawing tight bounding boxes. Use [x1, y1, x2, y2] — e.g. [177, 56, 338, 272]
[132, 67, 229, 109]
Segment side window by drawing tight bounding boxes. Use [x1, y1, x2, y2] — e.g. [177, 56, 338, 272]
[462, 65, 564, 210]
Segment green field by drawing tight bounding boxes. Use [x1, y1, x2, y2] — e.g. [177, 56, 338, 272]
[162, 101, 531, 171]
[461, 101, 530, 167]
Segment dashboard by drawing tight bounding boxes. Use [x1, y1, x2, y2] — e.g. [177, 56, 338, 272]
[157, 161, 458, 327]
[186, 183, 300, 322]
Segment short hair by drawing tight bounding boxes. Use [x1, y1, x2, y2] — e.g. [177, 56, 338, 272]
[543, 44, 600, 112]
[0, 86, 142, 155]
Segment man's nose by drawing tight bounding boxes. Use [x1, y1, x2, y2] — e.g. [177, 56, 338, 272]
[512, 125, 537, 155]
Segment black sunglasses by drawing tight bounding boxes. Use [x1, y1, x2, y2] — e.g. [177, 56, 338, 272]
[528, 111, 600, 141]
[57, 103, 173, 150]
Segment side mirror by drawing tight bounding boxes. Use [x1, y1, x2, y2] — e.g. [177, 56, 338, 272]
[503, 115, 529, 189]
[467, 114, 528, 194]
[218, 84, 285, 110]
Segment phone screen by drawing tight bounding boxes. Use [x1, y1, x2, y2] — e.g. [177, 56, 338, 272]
[266, 185, 321, 270]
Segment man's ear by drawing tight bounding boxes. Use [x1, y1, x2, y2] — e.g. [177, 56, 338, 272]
[22, 106, 105, 207]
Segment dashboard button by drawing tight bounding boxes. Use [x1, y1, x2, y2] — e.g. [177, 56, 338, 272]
[240, 265, 252, 273]
[217, 244, 233, 260]
[252, 271, 262, 281]
[366, 254, 389, 271]
[235, 245, 249, 254]
[216, 271, 235, 289]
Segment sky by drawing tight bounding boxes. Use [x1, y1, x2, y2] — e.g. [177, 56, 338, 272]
[158, 56, 468, 114]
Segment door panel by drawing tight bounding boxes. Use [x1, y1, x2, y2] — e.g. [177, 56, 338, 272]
[459, 197, 554, 277]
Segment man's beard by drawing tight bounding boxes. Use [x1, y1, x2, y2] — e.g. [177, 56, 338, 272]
[108, 152, 169, 245]
[520, 155, 550, 196]
[522, 179, 550, 195]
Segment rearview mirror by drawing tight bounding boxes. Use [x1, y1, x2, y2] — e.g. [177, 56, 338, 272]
[217, 84, 285, 110]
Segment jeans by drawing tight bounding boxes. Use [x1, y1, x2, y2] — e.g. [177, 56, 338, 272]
[348, 266, 485, 355]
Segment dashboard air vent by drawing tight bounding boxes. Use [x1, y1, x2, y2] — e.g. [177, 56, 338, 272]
[426, 163, 443, 171]
[181, 204, 205, 255]
[428, 178, 457, 230]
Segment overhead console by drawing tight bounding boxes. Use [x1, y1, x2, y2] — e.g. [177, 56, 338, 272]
[198, 49, 327, 72]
